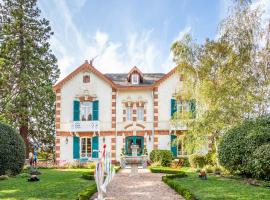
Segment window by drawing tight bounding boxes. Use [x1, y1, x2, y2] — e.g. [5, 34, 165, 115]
[131, 74, 139, 84]
[83, 75, 90, 83]
[81, 102, 93, 121]
[177, 101, 190, 113]
[137, 107, 144, 121]
[126, 107, 132, 121]
[81, 137, 92, 157]
[177, 140, 187, 156]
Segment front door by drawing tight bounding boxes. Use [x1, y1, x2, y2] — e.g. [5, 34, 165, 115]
[125, 136, 144, 155]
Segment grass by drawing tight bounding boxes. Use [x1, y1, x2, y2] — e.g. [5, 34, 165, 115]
[0, 168, 95, 200]
[170, 168, 270, 200]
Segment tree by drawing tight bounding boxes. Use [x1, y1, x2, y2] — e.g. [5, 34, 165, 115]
[171, 1, 270, 161]
[0, 0, 60, 154]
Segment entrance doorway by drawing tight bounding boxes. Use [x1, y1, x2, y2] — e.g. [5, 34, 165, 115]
[125, 136, 144, 155]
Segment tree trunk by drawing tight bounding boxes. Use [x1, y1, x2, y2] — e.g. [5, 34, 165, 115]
[214, 135, 220, 167]
[20, 124, 29, 157]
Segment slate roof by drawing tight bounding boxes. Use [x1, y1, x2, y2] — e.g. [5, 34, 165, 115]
[105, 73, 165, 86]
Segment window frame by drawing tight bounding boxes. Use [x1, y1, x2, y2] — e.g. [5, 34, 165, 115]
[80, 137, 92, 158]
[80, 101, 93, 121]
[126, 106, 133, 121]
[137, 106, 144, 121]
[131, 74, 139, 84]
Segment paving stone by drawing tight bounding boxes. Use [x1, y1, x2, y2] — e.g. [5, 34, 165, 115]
[91, 169, 184, 200]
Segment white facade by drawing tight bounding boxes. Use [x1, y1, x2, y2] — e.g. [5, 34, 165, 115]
[54, 62, 202, 164]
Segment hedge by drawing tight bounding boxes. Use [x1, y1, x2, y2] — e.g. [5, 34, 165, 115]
[0, 122, 25, 175]
[162, 173, 197, 200]
[218, 115, 270, 180]
[150, 167, 185, 174]
[81, 171, 95, 180]
[77, 184, 97, 200]
[177, 156, 190, 167]
[150, 150, 173, 167]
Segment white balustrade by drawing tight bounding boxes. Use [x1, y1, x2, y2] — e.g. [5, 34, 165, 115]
[71, 121, 100, 132]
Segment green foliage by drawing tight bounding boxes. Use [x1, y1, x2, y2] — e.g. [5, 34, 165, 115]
[150, 150, 173, 167]
[162, 173, 196, 200]
[0, 122, 25, 175]
[150, 166, 184, 174]
[204, 165, 214, 173]
[205, 151, 217, 166]
[218, 115, 270, 180]
[252, 144, 270, 180]
[176, 156, 190, 167]
[189, 154, 207, 168]
[0, 0, 60, 151]
[81, 171, 95, 180]
[77, 184, 97, 200]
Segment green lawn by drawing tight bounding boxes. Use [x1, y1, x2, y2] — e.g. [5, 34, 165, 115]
[0, 168, 95, 200]
[172, 168, 270, 200]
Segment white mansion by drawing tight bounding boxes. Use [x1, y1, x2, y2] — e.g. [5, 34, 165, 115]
[53, 60, 202, 164]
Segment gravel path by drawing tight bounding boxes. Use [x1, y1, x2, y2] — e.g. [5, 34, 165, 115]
[91, 168, 183, 200]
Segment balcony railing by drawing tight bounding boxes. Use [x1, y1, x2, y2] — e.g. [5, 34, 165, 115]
[71, 121, 100, 132]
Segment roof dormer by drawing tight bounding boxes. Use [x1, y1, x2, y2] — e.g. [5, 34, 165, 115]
[127, 66, 143, 84]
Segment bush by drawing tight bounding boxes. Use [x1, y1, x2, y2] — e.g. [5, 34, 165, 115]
[0, 122, 25, 176]
[218, 115, 270, 180]
[77, 184, 97, 200]
[252, 144, 270, 180]
[81, 171, 95, 180]
[150, 166, 185, 174]
[162, 174, 197, 200]
[189, 154, 206, 168]
[176, 156, 190, 167]
[150, 150, 173, 167]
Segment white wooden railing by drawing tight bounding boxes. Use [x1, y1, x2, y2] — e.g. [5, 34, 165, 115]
[71, 121, 100, 132]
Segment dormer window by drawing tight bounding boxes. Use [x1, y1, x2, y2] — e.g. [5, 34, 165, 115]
[131, 74, 139, 84]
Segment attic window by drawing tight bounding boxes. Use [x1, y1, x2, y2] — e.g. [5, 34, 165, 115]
[83, 75, 90, 83]
[131, 74, 139, 84]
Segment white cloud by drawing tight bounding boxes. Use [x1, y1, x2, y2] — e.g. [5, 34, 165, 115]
[39, 1, 174, 81]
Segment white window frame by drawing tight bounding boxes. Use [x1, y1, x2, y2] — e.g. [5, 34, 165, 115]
[126, 107, 132, 121]
[80, 101, 93, 121]
[80, 137, 92, 158]
[131, 74, 139, 84]
[137, 107, 144, 121]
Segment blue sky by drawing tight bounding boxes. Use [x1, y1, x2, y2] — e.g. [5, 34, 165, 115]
[38, 0, 270, 80]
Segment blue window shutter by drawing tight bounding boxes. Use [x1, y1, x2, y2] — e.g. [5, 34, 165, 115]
[171, 99, 177, 117]
[92, 136, 99, 158]
[73, 100, 80, 121]
[73, 136, 80, 159]
[190, 99, 196, 118]
[171, 135, 177, 157]
[92, 100, 99, 120]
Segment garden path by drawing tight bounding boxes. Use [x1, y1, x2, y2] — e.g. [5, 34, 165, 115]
[91, 168, 183, 200]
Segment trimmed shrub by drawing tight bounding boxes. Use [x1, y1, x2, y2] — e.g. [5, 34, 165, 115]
[77, 184, 97, 200]
[218, 115, 270, 179]
[189, 154, 206, 168]
[252, 144, 270, 180]
[0, 122, 25, 175]
[162, 173, 197, 200]
[150, 167, 184, 174]
[150, 150, 173, 167]
[81, 171, 95, 180]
